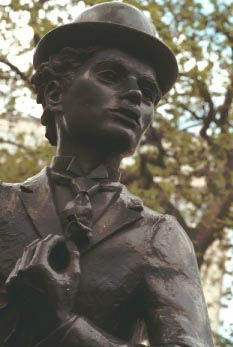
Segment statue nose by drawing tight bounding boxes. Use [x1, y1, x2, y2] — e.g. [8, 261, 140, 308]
[121, 89, 143, 105]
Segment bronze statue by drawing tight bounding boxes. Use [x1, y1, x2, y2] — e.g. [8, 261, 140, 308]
[0, 2, 214, 346]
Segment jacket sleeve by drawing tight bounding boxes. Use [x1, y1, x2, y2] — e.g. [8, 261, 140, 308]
[36, 215, 214, 347]
[143, 214, 214, 347]
[0, 283, 18, 346]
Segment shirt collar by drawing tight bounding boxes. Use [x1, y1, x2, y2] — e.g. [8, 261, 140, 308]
[50, 156, 121, 181]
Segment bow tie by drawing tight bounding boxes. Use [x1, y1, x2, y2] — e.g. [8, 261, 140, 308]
[50, 171, 122, 250]
[50, 171, 121, 193]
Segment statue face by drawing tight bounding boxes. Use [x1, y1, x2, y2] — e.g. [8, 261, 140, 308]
[60, 48, 159, 156]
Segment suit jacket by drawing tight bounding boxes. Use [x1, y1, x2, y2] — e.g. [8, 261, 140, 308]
[0, 168, 214, 347]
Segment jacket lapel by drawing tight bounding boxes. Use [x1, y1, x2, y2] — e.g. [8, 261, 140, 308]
[19, 167, 63, 239]
[19, 170, 143, 251]
[86, 185, 143, 253]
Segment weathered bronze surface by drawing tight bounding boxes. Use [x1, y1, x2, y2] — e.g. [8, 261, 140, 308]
[0, 2, 214, 346]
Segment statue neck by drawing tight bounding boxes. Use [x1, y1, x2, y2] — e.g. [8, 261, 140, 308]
[56, 139, 122, 176]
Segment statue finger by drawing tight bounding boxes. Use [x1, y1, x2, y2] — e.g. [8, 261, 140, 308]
[67, 250, 80, 276]
[26, 238, 41, 248]
[18, 239, 41, 270]
[5, 258, 21, 286]
[30, 234, 64, 266]
[65, 239, 80, 275]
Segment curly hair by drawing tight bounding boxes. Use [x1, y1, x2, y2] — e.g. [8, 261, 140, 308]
[31, 46, 102, 145]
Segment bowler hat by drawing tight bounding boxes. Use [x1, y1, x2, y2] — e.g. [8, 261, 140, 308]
[33, 2, 178, 95]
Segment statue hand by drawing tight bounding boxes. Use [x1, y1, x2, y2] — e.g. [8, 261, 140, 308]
[6, 235, 80, 325]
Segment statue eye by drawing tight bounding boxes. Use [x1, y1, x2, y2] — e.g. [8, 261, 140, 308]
[97, 70, 119, 84]
[141, 87, 154, 102]
[139, 79, 160, 104]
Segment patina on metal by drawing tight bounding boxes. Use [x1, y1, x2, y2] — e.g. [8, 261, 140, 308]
[0, 2, 213, 346]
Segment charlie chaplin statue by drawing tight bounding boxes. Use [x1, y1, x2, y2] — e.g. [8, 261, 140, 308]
[0, 2, 214, 347]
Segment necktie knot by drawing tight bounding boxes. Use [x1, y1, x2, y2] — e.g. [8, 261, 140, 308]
[62, 190, 94, 250]
[50, 170, 122, 250]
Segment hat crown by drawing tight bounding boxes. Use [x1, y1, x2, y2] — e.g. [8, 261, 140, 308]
[76, 2, 156, 37]
[33, 1, 178, 95]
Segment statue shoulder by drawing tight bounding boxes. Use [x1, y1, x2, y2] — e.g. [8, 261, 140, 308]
[0, 182, 22, 223]
[142, 205, 163, 222]
[120, 185, 191, 248]
[0, 180, 20, 198]
[0, 167, 48, 196]
[147, 213, 196, 267]
[153, 214, 193, 245]
[121, 184, 164, 227]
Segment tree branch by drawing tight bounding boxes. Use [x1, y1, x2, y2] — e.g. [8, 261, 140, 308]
[180, 122, 202, 131]
[138, 153, 154, 189]
[0, 138, 31, 151]
[216, 81, 233, 130]
[152, 181, 195, 239]
[195, 192, 233, 266]
[196, 81, 216, 139]
[0, 114, 41, 124]
[121, 171, 140, 185]
[141, 126, 166, 168]
[0, 56, 33, 90]
[177, 102, 202, 120]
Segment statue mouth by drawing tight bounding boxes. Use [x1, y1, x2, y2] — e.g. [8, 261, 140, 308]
[109, 107, 140, 127]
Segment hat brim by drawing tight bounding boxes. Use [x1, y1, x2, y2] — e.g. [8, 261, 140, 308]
[33, 22, 178, 95]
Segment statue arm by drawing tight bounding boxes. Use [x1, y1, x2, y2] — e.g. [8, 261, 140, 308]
[0, 283, 189, 347]
[0, 284, 18, 345]
[34, 294, 189, 347]
[3, 217, 213, 347]
[143, 215, 214, 347]
[35, 216, 214, 347]
[35, 315, 146, 347]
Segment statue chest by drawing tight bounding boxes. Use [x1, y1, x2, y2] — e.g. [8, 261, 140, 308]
[76, 230, 146, 339]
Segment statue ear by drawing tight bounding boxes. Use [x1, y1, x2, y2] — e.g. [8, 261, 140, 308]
[44, 80, 63, 113]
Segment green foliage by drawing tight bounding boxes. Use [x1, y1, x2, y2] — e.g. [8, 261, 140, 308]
[0, 138, 55, 183]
